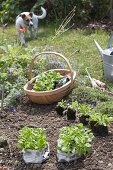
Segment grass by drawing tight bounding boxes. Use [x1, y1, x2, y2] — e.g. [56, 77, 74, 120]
[0, 23, 113, 114]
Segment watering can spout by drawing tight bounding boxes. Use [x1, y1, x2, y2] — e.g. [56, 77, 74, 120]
[94, 39, 103, 57]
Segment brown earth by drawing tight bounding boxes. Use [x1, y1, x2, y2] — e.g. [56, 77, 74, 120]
[0, 96, 113, 170]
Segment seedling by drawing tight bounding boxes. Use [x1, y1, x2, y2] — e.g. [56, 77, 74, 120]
[33, 71, 62, 91]
[57, 99, 67, 109]
[67, 101, 78, 111]
[56, 99, 67, 116]
[17, 126, 48, 151]
[79, 104, 92, 116]
[66, 101, 78, 120]
[57, 123, 94, 156]
[89, 112, 113, 127]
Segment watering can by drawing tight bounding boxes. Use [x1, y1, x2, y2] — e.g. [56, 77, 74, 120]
[94, 34, 113, 81]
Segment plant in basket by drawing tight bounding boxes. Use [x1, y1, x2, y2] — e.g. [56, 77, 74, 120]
[66, 101, 78, 120]
[33, 70, 62, 91]
[56, 99, 67, 116]
[24, 51, 76, 104]
[57, 123, 94, 162]
[17, 126, 49, 163]
[79, 104, 92, 125]
[89, 112, 113, 137]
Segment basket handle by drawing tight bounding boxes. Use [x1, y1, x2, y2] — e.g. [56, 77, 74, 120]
[29, 51, 74, 86]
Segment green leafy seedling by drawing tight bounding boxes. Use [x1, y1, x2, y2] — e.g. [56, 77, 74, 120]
[79, 104, 92, 116]
[89, 112, 113, 127]
[33, 71, 62, 91]
[67, 101, 78, 111]
[57, 99, 67, 109]
[57, 123, 94, 156]
[17, 126, 48, 152]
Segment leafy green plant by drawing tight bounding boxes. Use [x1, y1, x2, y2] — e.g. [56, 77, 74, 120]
[67, 101, 78, 111]
[33, 71, 62, 91]
[57, 99, 67, 109]
[89, 112, 113, 127]
[17, 126, 48, 151]
[0, 45, 37, 109]
[56, 99, 67, 116]
[79, 104, 92, 116]
[57, 123, 94, 156]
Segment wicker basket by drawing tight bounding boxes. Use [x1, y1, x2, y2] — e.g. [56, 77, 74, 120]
[24, 52, 76, 104]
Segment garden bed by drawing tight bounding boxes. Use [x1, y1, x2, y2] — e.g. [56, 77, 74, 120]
[0, 97, 113, 170]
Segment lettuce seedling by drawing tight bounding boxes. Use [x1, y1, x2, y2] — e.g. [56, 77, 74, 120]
[67, 101, 78, 111]
[33, 71, 62, 91]
[17, 126, 48, 151]
[89, 112, 113, 127]
[57, 123, 94, 156]
[57, 99, 67, 109]
[79, 104, 92, 116]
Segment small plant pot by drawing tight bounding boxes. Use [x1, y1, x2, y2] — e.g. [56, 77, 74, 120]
[66, 108, 76, 120]
[90, 121, 98, 134]
[79, 115, 89, 125]
[23, 145, 50, 163]
[57, 150, 80, 162]
[90, 121, 108, 137]
[96, 125, 108, 137]
[55, 106, 65, 116]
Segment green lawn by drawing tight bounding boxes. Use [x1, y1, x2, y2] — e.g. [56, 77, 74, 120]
[0, 24, 110, 80]
[0, 23, 113, 114]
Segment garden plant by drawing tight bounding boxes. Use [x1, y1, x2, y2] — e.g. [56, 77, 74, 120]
[89, 112, 113, 136]
[66, 101, 79, 120]
[17, 126, 49, 163]
[79, 104, 93, 125]
[56, 99, 67, 116]
[57, 123, 94, 162]
[33, 70, 62, 91]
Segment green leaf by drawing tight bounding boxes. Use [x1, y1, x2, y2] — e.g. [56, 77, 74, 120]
[58, 124, 94, 155]
[17, 127, 48, 151]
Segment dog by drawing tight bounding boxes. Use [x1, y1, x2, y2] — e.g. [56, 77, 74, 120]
[16, 7, 46, 46]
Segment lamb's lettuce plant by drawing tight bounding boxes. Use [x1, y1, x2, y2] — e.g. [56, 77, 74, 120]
[67, 101, 78, 111]
[89, 112, 113, 127]
[57, 123, 94, 156]
[17, 126, 48, 151]
[57, 99, 67, 109]
[79, 104, 92, 116]
[33, 71, 62, 91]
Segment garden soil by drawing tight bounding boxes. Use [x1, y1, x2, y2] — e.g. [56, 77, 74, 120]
[1, 97, 113, 170]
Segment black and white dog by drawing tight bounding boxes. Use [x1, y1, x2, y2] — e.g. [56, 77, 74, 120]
[16, 7, 46, 46]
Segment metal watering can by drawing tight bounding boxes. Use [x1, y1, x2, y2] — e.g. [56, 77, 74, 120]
[94, 34, 113, 81]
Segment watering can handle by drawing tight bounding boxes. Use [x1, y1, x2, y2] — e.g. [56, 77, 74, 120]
[94, 39, 104, 57]
[107, 34, 113, 49]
